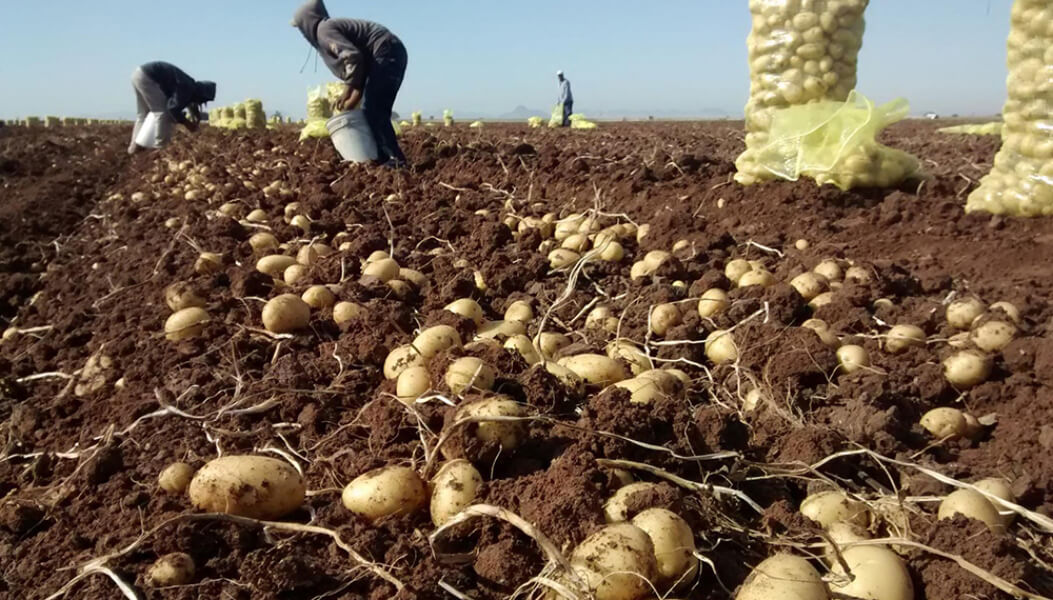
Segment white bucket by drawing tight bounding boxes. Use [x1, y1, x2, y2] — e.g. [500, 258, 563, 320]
[135, 112, 167, 148]
[326, 110, 378, 163]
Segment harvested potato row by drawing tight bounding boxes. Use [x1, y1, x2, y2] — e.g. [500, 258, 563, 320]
[967, 0, 1053, 216]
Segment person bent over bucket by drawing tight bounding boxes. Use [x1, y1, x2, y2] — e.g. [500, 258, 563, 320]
[129, 61, 216, 154]
[292, 0, 409, 168]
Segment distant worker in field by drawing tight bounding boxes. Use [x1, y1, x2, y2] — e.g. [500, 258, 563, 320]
[292, 0, 409, 168]
[128, 62, 215, 154]
[557, 70, 574, 127]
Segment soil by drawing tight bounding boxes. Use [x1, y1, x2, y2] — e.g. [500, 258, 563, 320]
[1, 120, 1052, 600]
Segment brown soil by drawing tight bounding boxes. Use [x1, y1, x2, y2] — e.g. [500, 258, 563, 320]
[1, 121, 1051, 600]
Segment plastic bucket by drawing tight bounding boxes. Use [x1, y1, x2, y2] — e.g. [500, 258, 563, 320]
[134, 112, 168, 148]
[326, 110, 378, 163]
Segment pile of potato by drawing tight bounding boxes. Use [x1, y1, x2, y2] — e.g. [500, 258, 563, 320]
[967, 0, 1053, 217]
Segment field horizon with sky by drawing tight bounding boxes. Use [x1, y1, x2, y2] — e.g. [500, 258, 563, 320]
[0, 0, 1014, 120]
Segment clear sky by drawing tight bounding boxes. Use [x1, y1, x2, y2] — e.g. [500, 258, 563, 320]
[0, 0, 1013, 121]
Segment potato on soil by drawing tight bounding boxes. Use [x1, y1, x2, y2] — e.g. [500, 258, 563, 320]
[188, 455, 305, 519]
[943, 350, 992, 388]
[342, 465, 426, 522]
[970, 320, 1017, 352]
[249, 232, 279, 254]
[569, 523, 658, 600]
[194, 252, 222, 275]
[413, 325, 462, 359]
[630, 508, 698, 586]
[698, 288, 729, 318]
[802, 319, 839, 347]
[384, 345, 426, 380]
[974, 478, 1016, 526]
[165, 307, 209, 341]
[537, 332, 571, 359]
[476, 319, 527, 340]
[725, 259, 752, 284]
[799, 490, 869, 528]
[262, 294, 311, 333]
[164, 282, 206, 312]
[920, 407, 969, 439]
[444, 298, 484, 325]
[885, 324, 926, 354]
[823, 521, 870, 565]
[705, 330, 738, 364]
[738, 269, 774, 288]
[302, 285, 335, 309]
[362, 257, 400, 283]
[829, 546, 913, 600]
[650, 303, 682, 336]
[445, 357, 496, 394]
[789, 272, 827, 301]
[245, 208, 268, 223]
[396, 365, 431, 403]
[146, 552, 196, 587]
[938, 489, 1006, 533]
[257, 255, 297, 278]
[504, 300, 534, 323]
[543, 361, 585, 395]
[836, 345, 870, 373]
[450, 396, 530, 455]
[504, 335, 542, 365]
[946, 297, 985, 330]
[736, 554, 827, 600]
[548, 248, 580, 269]
[430, 459, 483, 526]
[604, 482, 662, 523]
[158, 462, 196, 494]
[333, 301, 363, 325]
[558, 354, 629, 386]
[814, 259, 843, 282]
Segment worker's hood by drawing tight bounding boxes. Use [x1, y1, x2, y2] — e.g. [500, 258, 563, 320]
[292, 0, 330, 48]
[195, 81, 217, 103]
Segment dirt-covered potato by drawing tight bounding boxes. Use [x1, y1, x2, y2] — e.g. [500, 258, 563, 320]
[604, 482, 662, 523]
[538, 332, 571, 359]
[697, 288, 729, 319]
[829, 546, 913, 600]
[158, 462, 196, 494]
[362, 257, 400, 282]
[165, 307, 209, 341]
[736, 554, 827, 600]
[814, 259, 843, 282]
[970, 320, 1017, 352]
[558, 354, 629, 386]
[453, 396, 529, 450]
[476, 319, 527, 340]
[884, 324, 926, 354]
[946, 297, 986, 330]
[705, 330, 738, 364]
[262, 294, 311, 333]
[569, 523, 658, 600]
[445, 298, 484, 326]
[836, 345, 870, 373]
[194, 252, 223, 275]
[725, 259, 752, 284]
[188, 455, 305, 519]
[789, 272, 827, 300]
[413, 325, 462, 359]
[302, 285, 335, 310]
[631, 508, 698, 586]
[164, 282, 206, 312]
[938, 489, 1005, 533]
[799, 490, 870, 529]
[146, 552, 196, 587]
[802, 319, 839, 347]
[384, 345, 425, 380]
[342, 465, 427, 522]
[543, 361, 586, 395]
[738, 269, 774, 288]
[504, 335, 542, 365]
[429, 459, 483, 526]
[445, 357, 496, 394]
[504, 300, 534, 323]
[920, 407, 969, 439]
[943, 350, 992, 388]
[396, 365, 431, 404]
[650, 303, 682, 336]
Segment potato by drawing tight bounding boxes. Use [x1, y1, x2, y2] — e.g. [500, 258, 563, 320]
[808, 291, 835, 309]
[365, 250, 390, 264]
[188, 455, 305, 519]
[943, 350, 992, 388]
[569, 523, 658, 600]
[636, 223, 651, 242]
[558, 354, 629, 386]
[504, 335, 542, 365]
[476, 319, 527, 340]
[606, 340, 652, 375]
[543, 361, 585, 395]
[800, 490, 869, 528]
[612, 377, 668, 405]
[413, 325, 462, 359]
[445, 298, 484, 326]
[165, 282, 206, 312]
[290, 214, 310, 233]
[165, 217, 180, 229]
[548, 248, 581, 269]
[473, 270, 487, 292]
[383, 345, 425, 380]
[823, 521, 870, 565]
[246, 208, 268, 223]
[989, 301, 1021, 324]
[974, 478, 1015, 526]
[650, 303, 682, 336]
[296, 245, 318, 266]
[362, 258, 400, 282]
[562, 233, 590, 252]
[970, 320, 1017, 352]
[248, 232, 279, 254]
[165, 307, 209, 341]
[333, 301, 363, 325]
[445, 357, 496, 394]
[194, 252, 223, 275]
[146, 552, 195, 587]
[946, 297, 986, 330]
[643, 250, 672, 271]
[283, 264, 308, 285]
[735, 554, 827, 600]
[789, 272, 827, 300]
[938, 489, 1005, 533]
[262, 294, 311, 333]
[302, 285, 335, 310]
[885, 324, 925, 354]
[158, 462, 196, 494]
[257, 255, 298, 278]
[705, 330, 738, 364]
[636, 369, 682, 396]
[599, 240, 625, 262]
[455, 396, 529, 448]
[631, 508, 698, 586]
[537, 332, 571, 359]
[397, 366, 431, 404]
[742, 387, 765, 412]
[795, 239, 809, 250]
[430, 459, 483, 526]
[342, 466, 426, 522]
[587, 306, 620, 333]
[697, 288, 730, 319]
[725, 259, 752, 284]
[829, 546, 913, 600]
[814, 259, 843, 282]
[836, 345, 869, 373]
[400, 268, 428, 288]
[802, 319, 839, 347]
[554, 213, 585, 240]
[604, 482, 661, 523]
[844, 265, 871, 283]
[739, 269, 774, 289]
[920, 407, 968, 439]
[504, 300, 534, 323]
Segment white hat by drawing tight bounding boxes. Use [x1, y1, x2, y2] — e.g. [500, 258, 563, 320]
[556, 70, 564, 76]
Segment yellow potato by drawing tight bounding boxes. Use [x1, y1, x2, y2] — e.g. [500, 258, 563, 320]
[362, 258, 400, 282]
[188, 455, 305, 519]
[631, 508, 698, 587]
[705, 330, 738, 364]
[430, 460, 483, 526]
[445, 357, 496, 394]
[342, 466, 426, 522]
[829, 546, 913, 600]
[383, 345, 425, 380]
[165, 307, 209, 342]
[885, 324, 925, 354]
[262, 294, 311, 333]
[558, 354, 629, 386]
[604, 482, 661, 523]
[445, 298, 484, 326]
[146, 553, 196, 587]
[164, 282, 206, 312]
[158, 462, 196, 494]
[455, 396, 529, 448]
[569, 523, 658, 600]
[413, 325, 463, 359]
[836, 345, 869, 373]
[698, 288, 730, 318]
[736, 554, 827, 600]
[333, 301, 364, 325]
[650, 303, 682, 336]
[302, 285, 335, 310]
[476, 319, 527, 340]
[943, 350, 992, 388]
[504, 300, 534, 323]
[256, 255, 298, 278]
[396, 366, 431, 404]
[800, 490, 869, 528]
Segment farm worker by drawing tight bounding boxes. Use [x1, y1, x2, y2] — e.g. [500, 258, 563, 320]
[292, 0, 409, 168]
[129, 62, 215, 154]
[557, 71, 574, 127]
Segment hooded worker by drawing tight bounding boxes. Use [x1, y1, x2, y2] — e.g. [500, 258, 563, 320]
[557, 71, 574, 127]
[129, 62, 215, 154]
[292, 0, 409, 168]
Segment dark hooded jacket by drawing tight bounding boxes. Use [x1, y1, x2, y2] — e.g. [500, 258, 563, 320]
[141, 62, 216, 125]
[292, 0, 400, 91]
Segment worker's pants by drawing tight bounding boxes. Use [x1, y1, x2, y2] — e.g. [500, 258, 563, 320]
[562, 102, 573, 127]
[363, 40, 408, 165]
[129, 67, 172, 153]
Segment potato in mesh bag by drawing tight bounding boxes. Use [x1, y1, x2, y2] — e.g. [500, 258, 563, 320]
[967, 0, 1053, 217]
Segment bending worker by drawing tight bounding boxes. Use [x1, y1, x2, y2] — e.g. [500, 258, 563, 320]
[129, 61, 215, 154]
[292, 0, 409, 168]
[557, 70, 574, 127]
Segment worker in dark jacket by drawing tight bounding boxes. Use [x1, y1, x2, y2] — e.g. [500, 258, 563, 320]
[557, 71, 574, 127]
[292, 0, 408, 167]
[129, 62, 215, 154]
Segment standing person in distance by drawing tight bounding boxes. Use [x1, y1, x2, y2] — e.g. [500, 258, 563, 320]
[129, 61, 215, 154]
[292, 0, 409, 168]
[557, 70, 574, 127]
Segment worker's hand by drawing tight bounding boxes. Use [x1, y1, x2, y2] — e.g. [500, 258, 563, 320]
[340, 87, 363, 111]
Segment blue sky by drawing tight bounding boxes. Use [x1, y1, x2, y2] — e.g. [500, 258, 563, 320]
[0, 0, 1013, 120]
